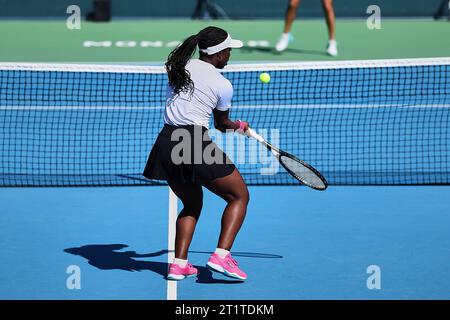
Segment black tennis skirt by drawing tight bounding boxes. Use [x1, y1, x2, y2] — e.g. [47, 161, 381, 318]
[143, 124, 235, 184]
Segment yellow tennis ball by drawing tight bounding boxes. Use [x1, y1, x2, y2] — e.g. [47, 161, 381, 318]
[259, 72, 271, 84]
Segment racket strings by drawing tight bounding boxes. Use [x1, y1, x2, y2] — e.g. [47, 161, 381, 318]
[280, 155, 327, 190]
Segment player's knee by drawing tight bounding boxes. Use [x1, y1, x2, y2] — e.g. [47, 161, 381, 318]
[240, 188, 250, 206]
[224, 188, 249, 205]
[322, 0, 333, 11]
[289, 0, 300, 9]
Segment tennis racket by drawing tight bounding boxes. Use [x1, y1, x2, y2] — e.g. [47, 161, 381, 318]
[243, 127, 328, 191]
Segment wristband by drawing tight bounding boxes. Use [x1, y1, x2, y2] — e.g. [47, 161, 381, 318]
[235, 120, 246, 132]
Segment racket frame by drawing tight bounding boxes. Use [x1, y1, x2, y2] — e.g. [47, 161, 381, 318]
[243, 128, 328, 190]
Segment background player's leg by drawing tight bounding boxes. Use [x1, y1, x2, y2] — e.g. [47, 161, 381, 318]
[276, 0, 301, 52]
[322, 0, 338, 56]
[283, 0, 301, 33]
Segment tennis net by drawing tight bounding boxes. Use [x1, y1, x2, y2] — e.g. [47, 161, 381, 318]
[1, 58, 449, 187]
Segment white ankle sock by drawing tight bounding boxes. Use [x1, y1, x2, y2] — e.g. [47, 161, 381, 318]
[173, 258, 188, 268]
[214, 248, 230, 259]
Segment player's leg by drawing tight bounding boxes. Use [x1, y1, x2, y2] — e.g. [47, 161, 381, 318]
[167, 181, 203, 260]
[191, 0, 205, 19]
[201, 168, 249, 250]
[276, 0, 301, 52]
[433, 0, 449, 20]
[283, 0, 301, 34]
[201, 168, 249, 280]
[166, 180, 203, 280]
[322, 0, 336, 40]
[322, 0, 338, 56]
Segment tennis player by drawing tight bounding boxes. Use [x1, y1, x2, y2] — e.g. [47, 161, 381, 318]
[143, 26, 249, 281]
[275, 0, 338, 56]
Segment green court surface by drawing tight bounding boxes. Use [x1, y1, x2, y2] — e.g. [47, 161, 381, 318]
[0, 19, 449, 63]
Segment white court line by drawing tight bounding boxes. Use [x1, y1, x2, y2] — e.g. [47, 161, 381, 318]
[1, 57, 449, 72]
[167, 187, 178, 300]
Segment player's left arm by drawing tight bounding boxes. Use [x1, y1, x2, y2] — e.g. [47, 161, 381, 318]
[214, 80, 249, 132]
[213, 109, 245, 132]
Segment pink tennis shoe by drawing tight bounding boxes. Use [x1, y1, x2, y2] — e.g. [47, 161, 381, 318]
[167, 263, 199, 281]
[206, 253, 247, 280]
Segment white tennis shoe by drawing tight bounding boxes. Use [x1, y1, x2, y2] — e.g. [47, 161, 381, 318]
[275, 33, 293, 52]
[327, 39, 338, 57]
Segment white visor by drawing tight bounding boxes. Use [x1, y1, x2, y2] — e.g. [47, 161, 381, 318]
[199, 34, 243, 55]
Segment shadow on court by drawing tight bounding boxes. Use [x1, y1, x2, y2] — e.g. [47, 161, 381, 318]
[64, 244, 282, 284]
[240, 45, 328, 57]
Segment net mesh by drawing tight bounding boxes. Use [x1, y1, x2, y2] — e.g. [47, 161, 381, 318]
[1, 58, 449, 187]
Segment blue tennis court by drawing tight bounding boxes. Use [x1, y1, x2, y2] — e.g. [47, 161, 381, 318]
[1, 185, 449, 299]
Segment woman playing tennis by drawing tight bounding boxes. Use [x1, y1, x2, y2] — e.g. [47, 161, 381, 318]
[143, 26, 250, 281]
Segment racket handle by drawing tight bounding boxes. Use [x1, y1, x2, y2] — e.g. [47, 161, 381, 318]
[243, 127, 266, 143]
[240, 127, 280, 158]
